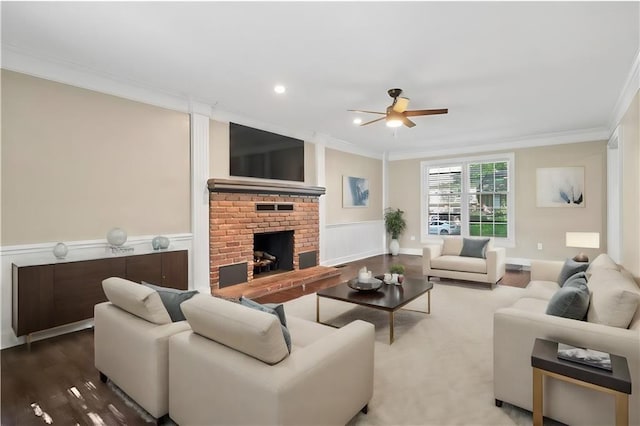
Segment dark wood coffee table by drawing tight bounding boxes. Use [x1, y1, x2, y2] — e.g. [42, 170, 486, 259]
[316, 276, 433, 344]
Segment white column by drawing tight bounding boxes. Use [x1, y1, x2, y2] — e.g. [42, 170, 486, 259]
[382, 151, 389, 254]
[190, 108, 211, 293]
[315, 142, 327, 264]
[607, 127, 622, 263]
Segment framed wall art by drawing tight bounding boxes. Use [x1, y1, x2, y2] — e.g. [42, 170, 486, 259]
[536, 167, 585, 207]
[342, 176, 369, 208]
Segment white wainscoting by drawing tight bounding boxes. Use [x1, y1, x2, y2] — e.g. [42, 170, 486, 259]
[0, 233, 193, 349]
[322, 221, 385, 266]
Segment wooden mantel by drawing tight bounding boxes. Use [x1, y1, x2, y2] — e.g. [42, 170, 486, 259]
[207, 179, 326, 197]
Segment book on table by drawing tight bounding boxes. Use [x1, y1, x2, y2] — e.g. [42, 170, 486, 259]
[557, 343, 612, 371]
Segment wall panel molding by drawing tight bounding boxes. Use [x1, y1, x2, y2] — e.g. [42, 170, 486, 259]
[322, 221, 385, 266]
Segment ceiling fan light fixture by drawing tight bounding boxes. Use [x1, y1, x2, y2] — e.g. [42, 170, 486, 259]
[386, 118, 403, 128]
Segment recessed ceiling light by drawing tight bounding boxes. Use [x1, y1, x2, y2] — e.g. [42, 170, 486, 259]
[274, 85, 286, 94]
[353, 117, 362, 125]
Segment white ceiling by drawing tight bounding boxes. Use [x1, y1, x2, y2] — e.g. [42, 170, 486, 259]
[2, 2, 639, 157]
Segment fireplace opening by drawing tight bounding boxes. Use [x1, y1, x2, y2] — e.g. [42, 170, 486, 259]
[253, 231, 294, 277]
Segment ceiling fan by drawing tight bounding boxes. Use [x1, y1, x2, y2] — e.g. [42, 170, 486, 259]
[349, 88, 448, 128]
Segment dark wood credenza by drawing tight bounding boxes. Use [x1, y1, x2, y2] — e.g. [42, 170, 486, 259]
[12, 250, 188, 339]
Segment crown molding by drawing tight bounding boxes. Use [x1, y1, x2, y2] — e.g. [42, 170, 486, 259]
[608, 49, 640, 133]
[387, 127, 609, 161]
[1, 44, 192, 113]
[2, 47, 384, 160]
[2, 45, 617, 163]
[314, 133, 383, 160]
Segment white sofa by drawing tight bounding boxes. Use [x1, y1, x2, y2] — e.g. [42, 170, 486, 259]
[94, 277, 191, 420]
[494, 254, 640, 425]
[423, 236, 506, 287]
[169, 294, 375, 426]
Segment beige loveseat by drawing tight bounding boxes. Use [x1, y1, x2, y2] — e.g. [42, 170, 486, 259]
[423, 236, 506, 287]
[494, 254, 640, 425]
[169, 294, 375, 426]
[94, 277, 191, 420]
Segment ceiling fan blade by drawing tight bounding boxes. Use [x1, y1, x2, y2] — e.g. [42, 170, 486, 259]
[401, 116, 416, 128]
[404, 108, 448, 117]
[347, 109, 386, 115]
[393, 97, 410, 113]
[360, 117, 386, 126]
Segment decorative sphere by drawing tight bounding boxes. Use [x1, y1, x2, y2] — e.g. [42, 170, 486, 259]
[152, 236, 170, 250]
[107, 228, 128, 246]
[53, 242, 68, 259]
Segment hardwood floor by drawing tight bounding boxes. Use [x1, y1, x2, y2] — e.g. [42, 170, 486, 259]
[1, 254, 529, 425]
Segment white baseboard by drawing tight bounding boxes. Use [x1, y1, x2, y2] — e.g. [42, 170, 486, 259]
[398, 248, 423, 256]
[322, 248, 385, 267]
[506, 257, 531, 267]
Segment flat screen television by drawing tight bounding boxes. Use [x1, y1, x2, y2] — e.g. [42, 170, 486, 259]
[229, 123, 304, 182]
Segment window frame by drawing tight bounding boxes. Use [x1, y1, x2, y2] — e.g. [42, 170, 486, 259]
[420, 152, 515, 247]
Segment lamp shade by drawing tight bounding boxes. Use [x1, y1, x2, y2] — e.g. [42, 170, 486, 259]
[565, 232, 600, 249]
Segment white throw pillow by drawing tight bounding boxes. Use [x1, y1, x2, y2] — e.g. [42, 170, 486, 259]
[587, 288, 639, 328]
[442, 237, 463, 256]
[586, 253, 619, 279]
[181, 294, 289, 365]
[102, 277, 171, 325]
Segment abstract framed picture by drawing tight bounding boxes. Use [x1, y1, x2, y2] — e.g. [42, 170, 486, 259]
[342, 176, 370, 208]
[536, 167, 585, 207]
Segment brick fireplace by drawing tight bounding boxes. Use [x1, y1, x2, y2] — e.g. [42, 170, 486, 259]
[208, 179, 325, 294]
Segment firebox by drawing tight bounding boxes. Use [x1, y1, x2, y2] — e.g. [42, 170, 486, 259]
[253, 230, 294, 275]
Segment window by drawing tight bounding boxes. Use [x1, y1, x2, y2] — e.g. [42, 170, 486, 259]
[426, 166, 462, 236]
[421, 154, 514, 245]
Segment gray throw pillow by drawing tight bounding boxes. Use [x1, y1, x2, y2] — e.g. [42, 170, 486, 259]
[239, 297, 291, 353]
[459, 238, 490, 259]
[265, 303, 287, 327]
[142, 281, 199, 322]
[564, 271, 588, 288]
[546, 275, 590, 320]
[557, 259, 590, 287]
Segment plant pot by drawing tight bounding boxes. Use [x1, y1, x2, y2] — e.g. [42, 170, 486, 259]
[389, 238, 400, 256]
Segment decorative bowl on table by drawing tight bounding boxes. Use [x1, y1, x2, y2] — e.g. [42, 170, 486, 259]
[348, 277, 383, 292]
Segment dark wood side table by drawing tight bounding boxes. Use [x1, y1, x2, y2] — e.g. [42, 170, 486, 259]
[531, 338, 631, 426]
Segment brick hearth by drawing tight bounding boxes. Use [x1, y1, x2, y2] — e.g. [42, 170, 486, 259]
[208, 179, 326, 295]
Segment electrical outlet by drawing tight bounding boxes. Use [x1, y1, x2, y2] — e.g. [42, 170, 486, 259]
[537, 243, 543, 250]
[410, 235, 416, 241]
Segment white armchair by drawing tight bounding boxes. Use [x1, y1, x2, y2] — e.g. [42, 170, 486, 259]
[169, 294, 375, 426]
[423, 236, 506, 287]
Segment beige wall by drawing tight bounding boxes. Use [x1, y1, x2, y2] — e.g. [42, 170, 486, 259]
[209, 120, 316, 185]
[1, 70, 191, 245]
[210, 120, 230, 178]
[620, 90, 640, 276]
[388, 140, 607, 261]
[325, 148, 382, 225]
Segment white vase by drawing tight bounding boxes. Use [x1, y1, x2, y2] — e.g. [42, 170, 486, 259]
[389, 238, 400, 256]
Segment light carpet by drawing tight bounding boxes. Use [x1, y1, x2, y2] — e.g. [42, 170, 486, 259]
[282, 282, 554, 426]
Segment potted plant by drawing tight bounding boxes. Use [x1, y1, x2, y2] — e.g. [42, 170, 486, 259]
[389, 264, 405, 284]
[384, 208, 407, 256]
